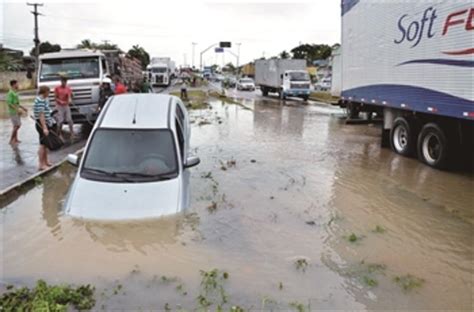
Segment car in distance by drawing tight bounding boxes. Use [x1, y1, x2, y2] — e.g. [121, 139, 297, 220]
[236, 78, 255, 91]
[64, 94, 200, 220]
[315, 77, 332, 91]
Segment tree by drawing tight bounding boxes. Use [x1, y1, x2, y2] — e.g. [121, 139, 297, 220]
[30, 41, 61, 56]
[0, 51, 22, 71]
[127, 45, 150, 70]
[77, 39, 94, 49]
[279, 50, 290, 59]
[290, 43, 333, 65]
[223, 62, 236, 73]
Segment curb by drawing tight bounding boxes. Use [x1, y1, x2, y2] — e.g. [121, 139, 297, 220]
[0, 148, 83, 205]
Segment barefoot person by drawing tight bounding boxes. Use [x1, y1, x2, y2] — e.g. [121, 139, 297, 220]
[54, 76, 74, 140]
[6, 80, 27, 145]
[34, 86, 54, 170]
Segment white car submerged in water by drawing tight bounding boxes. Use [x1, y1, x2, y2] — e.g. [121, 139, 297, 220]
[64, 94, 200, 220]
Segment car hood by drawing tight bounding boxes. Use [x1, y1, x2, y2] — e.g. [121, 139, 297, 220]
[65, 177, 181, 220]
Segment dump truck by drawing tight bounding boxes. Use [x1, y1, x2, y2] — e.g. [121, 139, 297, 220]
[338, 0, 473, 169]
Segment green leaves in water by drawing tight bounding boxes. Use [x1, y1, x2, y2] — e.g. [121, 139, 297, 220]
[393, 274, 425, 292]
[0, 280, 95, 311]
[198, 269, 230, 308]
[348, 233, 359, 243]
[372, 225, 386, 233]
[294, 258, 309, 272]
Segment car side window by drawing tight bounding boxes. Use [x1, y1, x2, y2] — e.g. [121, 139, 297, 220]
[175, 119, 185, 160]
[176, 103, 185, 129]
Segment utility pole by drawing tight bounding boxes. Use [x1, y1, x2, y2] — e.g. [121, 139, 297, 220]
[236, 43, 241, 68]
[27, 2, 43, 87]
[192, 42, 197, 69]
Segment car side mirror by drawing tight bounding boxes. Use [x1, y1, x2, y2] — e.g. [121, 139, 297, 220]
[67, 154, 79, 166]
[184, 155, 200, 168]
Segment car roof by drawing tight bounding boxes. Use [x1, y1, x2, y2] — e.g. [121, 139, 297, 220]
[40, 50, 104, 60]
[99, 94, 174, 129]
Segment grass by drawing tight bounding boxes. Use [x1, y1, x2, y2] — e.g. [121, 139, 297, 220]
[170, 90, 209, 110]
[309, 91, 340, 104]
[0, 280, 95, 311]
[393, 274, 425, 292]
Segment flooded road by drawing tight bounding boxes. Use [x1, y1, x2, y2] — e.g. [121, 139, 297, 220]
[1, 99, 473, 310]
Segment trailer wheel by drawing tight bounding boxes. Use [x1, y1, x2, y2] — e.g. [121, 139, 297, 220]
[417, 123, 448, 169]
[390, 117, 415, 156]
[261, 87, 268, 96]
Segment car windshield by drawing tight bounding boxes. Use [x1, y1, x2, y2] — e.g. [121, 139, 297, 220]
[240, 79, 253, 83]
[81, 129, 178, 182]
[289, 72, 309, 81]
[40, 57, 100, 82]
[151, 67, 167, 73]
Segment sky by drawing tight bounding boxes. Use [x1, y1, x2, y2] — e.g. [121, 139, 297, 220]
[1, 0, 341, 67]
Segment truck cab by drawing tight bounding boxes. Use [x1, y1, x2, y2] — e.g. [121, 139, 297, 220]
[38, 50, 108, 124]
[147, 63, 170, 87]
[281, 70, 311, 100]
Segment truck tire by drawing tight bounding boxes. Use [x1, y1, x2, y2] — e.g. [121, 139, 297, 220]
[261, 87, 268, 96]
[347, 102, 360, 119]
[302, 95, 309, 101]
[417, 123, 448, 169]
[390, 117, 415, 156]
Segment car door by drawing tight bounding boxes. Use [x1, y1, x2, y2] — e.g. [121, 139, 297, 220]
[175, 99, 189, 160]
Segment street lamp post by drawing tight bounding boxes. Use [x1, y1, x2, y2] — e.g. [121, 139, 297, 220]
[192, 42, 197, 69]
[236, 43, 241, 68]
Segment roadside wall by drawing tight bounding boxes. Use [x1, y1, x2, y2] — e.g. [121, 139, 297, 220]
[0, 71, 34, 91]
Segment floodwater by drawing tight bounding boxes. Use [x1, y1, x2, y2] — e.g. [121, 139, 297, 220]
[1, 99, 473, 310]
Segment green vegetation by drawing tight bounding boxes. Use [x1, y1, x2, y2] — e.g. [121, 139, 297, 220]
[170, 90, 210, 110]
[393, 274, 425, 292]
[34, 176, 43, 185]
[289, 301, 309, 312]
[372, 225, 386, 233]
[310, 91, 340, 104]
[348, 233, 359, 243]
[294, 258, 309, 272]
[363, 276, 378, 287]
[0, 280, 95, 311]
[197, 269, 230, 308]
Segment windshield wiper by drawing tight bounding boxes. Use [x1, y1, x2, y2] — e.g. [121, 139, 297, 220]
[114, 171, 177, 181]
[83, 168, 133, 182]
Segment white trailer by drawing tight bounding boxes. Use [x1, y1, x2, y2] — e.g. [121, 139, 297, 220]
[255, 59, 311, 100]
[339, 0, 473, 169]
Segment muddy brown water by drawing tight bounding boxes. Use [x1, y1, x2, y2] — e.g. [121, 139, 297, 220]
[1, 99, 473, 310]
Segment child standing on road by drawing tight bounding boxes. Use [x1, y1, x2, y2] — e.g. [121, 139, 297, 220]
[6, 80, 28, 145]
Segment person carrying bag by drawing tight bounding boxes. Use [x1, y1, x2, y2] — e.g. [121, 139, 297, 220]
[33, 86, 64, 170]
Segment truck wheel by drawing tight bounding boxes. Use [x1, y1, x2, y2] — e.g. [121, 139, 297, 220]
[261, 87, 268, 96]
[347, 102, 360, 119]
[390, 117, 415, 156]
[417, 123, 448, 169]
[302, 95, 309, 101]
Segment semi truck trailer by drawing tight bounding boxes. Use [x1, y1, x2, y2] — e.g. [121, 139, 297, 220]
[255, 59, 311, 100]
[338, 0, 473, 169]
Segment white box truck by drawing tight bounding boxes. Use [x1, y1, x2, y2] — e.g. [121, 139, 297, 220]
[255, 59, 311, 100]
[339, 0, 473, 169]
